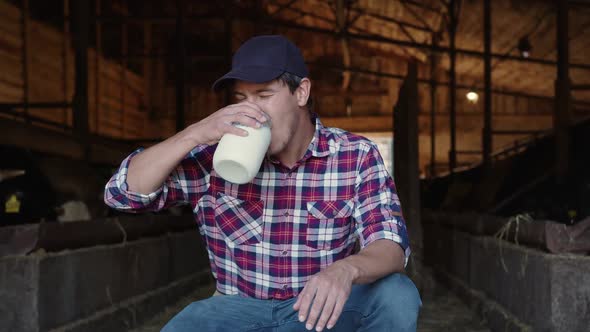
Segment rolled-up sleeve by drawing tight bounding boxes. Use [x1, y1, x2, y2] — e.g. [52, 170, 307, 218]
[353, 143, 411, 265]
[104, 147, 209, 213]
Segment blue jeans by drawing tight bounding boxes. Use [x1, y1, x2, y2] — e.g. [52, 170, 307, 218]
[161, 273, 421, 332]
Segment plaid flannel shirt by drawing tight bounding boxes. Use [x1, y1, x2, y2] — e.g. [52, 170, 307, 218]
[104, 117, 411, 300]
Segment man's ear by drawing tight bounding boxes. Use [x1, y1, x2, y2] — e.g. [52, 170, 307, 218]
[295, 78, 311, 107]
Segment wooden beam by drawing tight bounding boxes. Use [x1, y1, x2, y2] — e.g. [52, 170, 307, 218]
[399, 0, 443, 14]
[63, 0, 70, 126]
[248, 16, 590, 71]
[319, 113, 556, 133]
[143, 20, 152, 118]
[492, 129, 548, 136]
[483, 0, 492, 166]
[91, 13, 590, 70]
[71, 0, 90, 145]
[0, 102, 71, 111]
[308, 62, 588, 104]
[349, 7, 432, 32]
[314, 86, 388, 96]
[269, 0, 298, 17]
[571, 84, 590, 90]
[336, 0, 351, 92]
[120, 17, 127, 138]
[555, 0, 571, 183]
[399, 0, 435, 32]
[0, 118, 131, 166]
[94, 0, 100, 134]
[321, 116, 394, 132]
[175, 0, 186, 132]
[223, 0, 233, 106]
[448, 0, 457, 171]
[430, 33, 438, 177]
[21, 0, 30, 123]
[393, 61, 422, 253]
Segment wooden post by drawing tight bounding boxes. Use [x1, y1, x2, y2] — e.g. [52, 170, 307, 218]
[429, 33, 438, 177]
[555, 0, 570, 183]
[224, 0, 233, 106]
[143, 21, 152, 119]
[394, 62, 422, 257]
[175, 0, 186, 132]
[71, 0, 90, 144]
[121, 19, 127, 138]
[336, 0, 351, 92]
[254, 0, 265, 34]
[95, 0, 101, 135]
[63, 0, 70, 127]
[483, 0, 492, 167]
[21, 0, 30, 123]
[448, 0, 457, 172]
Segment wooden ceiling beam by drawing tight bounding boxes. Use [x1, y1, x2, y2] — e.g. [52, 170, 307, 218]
[268, 0, 298, 17]
[569, 0, 590, 7]
[320, 113, 557, 133]
[309, 63, 589, 103]
[266, 0, 335, 26]
[572, 84, 590, 90]
[93, 13, 220, 23]
[321, 115, 393, 132]
[314, 86, 389, 96]
[399, 0, 443, 15]
[348, 7, 432, 33]
[92, 11, 590, 70]
[229, 14, 590, 70]
[399, 0, 436, 32]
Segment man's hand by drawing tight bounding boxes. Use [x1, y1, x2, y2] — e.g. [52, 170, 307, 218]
[184, 101, 269, 146]
[293, 261, 358, 331]
[126, 101, 268, 194]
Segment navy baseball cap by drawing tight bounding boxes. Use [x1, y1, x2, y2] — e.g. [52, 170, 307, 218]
[212, 35, 309, 92]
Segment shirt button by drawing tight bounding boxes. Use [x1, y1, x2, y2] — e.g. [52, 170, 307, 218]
[283, 212, 290, 217]
[283, 285, 288, 290]
[282, 250, 288, 256]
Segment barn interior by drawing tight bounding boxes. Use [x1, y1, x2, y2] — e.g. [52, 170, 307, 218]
[0, 0, 589, 331]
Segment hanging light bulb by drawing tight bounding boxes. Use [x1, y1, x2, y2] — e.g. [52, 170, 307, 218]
[518, 36, 532, 58]
[466, 89, 479, 104]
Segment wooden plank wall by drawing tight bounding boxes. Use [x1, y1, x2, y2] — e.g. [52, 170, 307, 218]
[0, 1, 148, 139]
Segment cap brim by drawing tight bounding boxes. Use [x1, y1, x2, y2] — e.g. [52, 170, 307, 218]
[212, 67, 285, 92]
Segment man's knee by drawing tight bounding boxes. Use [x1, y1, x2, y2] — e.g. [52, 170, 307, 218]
[370, 274, 421, 324]
[161, 296, 268, 332]
[161, 302, 196, 332]
[161, 301, 210, 332]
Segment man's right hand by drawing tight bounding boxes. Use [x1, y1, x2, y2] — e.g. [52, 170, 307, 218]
[184, 101, 269, 146]
[125, 101, 268, 195]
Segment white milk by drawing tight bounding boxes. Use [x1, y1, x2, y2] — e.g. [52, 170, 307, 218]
[213, 122, 271, 184]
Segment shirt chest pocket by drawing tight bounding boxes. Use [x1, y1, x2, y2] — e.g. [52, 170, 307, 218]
[214, 193, 264, 246]
[306, 199, 355, 250]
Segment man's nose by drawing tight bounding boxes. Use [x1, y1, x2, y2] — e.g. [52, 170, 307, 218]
[243, 99, 268, 114]
[240, 97, 260, 107]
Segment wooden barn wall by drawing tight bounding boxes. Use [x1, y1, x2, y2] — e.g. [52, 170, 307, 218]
[0, 0, 226, 141]
[0, 1, 149, 139]
[0, 0, 577, 174]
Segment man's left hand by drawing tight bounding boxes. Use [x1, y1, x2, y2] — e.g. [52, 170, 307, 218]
[293, 260, 358, 331]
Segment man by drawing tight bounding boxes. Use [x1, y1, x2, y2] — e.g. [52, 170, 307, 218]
[104, 35, 421, 331]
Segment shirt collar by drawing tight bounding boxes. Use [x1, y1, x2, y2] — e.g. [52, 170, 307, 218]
[307, 114, 339, 159]
[267, 114, 338, 166]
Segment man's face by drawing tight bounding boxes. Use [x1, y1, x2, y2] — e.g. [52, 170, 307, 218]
[233, 79, 302, 158]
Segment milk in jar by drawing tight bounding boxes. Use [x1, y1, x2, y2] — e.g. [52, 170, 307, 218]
[213, 121, 271, 184]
